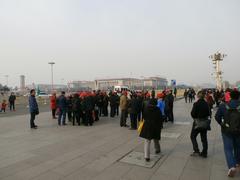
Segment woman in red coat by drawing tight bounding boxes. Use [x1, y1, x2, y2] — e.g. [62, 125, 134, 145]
[50, 93, 57, 119]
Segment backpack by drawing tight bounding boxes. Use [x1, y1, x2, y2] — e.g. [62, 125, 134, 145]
[223, 104, 240, 135]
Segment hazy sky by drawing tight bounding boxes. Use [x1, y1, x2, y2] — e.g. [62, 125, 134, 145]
[0, 0, 239, 87]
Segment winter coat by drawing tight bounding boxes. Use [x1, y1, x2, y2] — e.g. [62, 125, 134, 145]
[9, 95, 16, 103]
[72, 97, 82, 112]
[29, 95, 39, 114]
[157, 99, 165, 116]
[50, 96, 57, 110]
[120, 95, 128, 110]
[140, 105, 163, 140]
[191, 99, 210, 119]
[128, 97, 139, 114]
[57, 95, 67, 111]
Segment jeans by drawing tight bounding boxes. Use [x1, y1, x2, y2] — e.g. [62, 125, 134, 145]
[58, 109, 66, 125]
[190, 125, 208, 155]
[222, 133, 240, 169]
[144, 139, 161, 159]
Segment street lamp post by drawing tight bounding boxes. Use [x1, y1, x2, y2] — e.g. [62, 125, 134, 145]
[48, 62, 55, 91]
[209, 52, 227, 90]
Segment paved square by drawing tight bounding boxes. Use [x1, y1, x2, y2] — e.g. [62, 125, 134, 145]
[161, 132, 181, 139]
[119, 151, 163, 168]
[1, 100, 239, 179]
[174, 121, 191, 125]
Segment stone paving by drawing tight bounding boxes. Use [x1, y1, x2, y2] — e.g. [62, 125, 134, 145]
[0, 100, 239, 180]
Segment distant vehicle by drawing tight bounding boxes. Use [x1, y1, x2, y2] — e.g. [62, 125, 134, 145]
[114, 86, 129, 93]
[37, 92, 52, 98]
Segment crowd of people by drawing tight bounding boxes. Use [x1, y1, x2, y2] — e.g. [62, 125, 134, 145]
[188, 88, 240, 177]
[28, 88, 175, 129]
[27, 86, 240, 177]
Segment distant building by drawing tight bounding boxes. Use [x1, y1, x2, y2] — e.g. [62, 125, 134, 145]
[95, 77, 168, 90]
[20, 75, 25, 92]
[26, 84, 68, 93]
[68, 81, 95, 91]
[143, 77, 168, 90]
[95, 78, 143, 90]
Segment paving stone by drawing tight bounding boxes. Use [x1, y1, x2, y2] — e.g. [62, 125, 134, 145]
[119, 151, 162, 168]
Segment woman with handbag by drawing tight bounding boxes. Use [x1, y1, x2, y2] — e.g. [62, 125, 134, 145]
[190, 91, 211, 158]
[139, 99, 163, 162]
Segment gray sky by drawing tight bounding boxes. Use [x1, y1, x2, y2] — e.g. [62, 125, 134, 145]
[0, 0, 239, 87]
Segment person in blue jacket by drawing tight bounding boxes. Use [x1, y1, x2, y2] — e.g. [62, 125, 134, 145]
[157, 93, 165, 116]
[57, 91, 68, 126]
[29, 89, 39, 129]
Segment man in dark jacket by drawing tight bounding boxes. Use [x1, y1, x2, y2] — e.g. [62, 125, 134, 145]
[129, 94, 139, 130]
[109, 92, 117, 118]
[215, 90, 240, 177]
[190, 91, 210, 158]
[165, 90, 175, 123]
[9, 92, 16, 111]
[82, 95, 94, 126]
[67, 95, 73, 122]
[72, 94, 82, 126]
[57, 91, 67, 126]
[140, 99, 163, 162]
[29, 89, 39, 129]
[102, 93, 109, 117]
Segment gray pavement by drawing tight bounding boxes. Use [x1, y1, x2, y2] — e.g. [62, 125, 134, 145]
[0, 103, 50, 118]
[0, 100, 239, 180]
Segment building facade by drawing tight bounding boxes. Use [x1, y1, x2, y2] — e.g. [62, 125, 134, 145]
[68, 81, 95, 91]
[95, 77, 168, 90]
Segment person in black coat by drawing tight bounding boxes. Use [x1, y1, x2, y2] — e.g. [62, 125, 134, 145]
[165, 90, 174, 123]
[67, 95, 73, 122]
[82, 95, 94, 126]
[190, 91, 210, 158]
[72, 94, 82, 126]
[140, 99, 163, 162]
[109, 92, 117, 118]
[9, 92, 16, 111]
[128, 94, 139, 130]
[102, 93, 109, 117]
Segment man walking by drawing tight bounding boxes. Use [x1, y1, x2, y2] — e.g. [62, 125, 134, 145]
[29, 89, 39, 129]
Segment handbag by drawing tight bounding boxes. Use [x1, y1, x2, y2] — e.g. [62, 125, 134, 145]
[138, 119, 144, 134]
[194, 118, 211, 130]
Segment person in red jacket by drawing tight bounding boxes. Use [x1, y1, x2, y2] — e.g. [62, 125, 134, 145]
[50, 92, 57, 119]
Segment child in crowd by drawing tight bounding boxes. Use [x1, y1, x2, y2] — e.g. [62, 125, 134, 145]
[0, 100, 7, 113]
